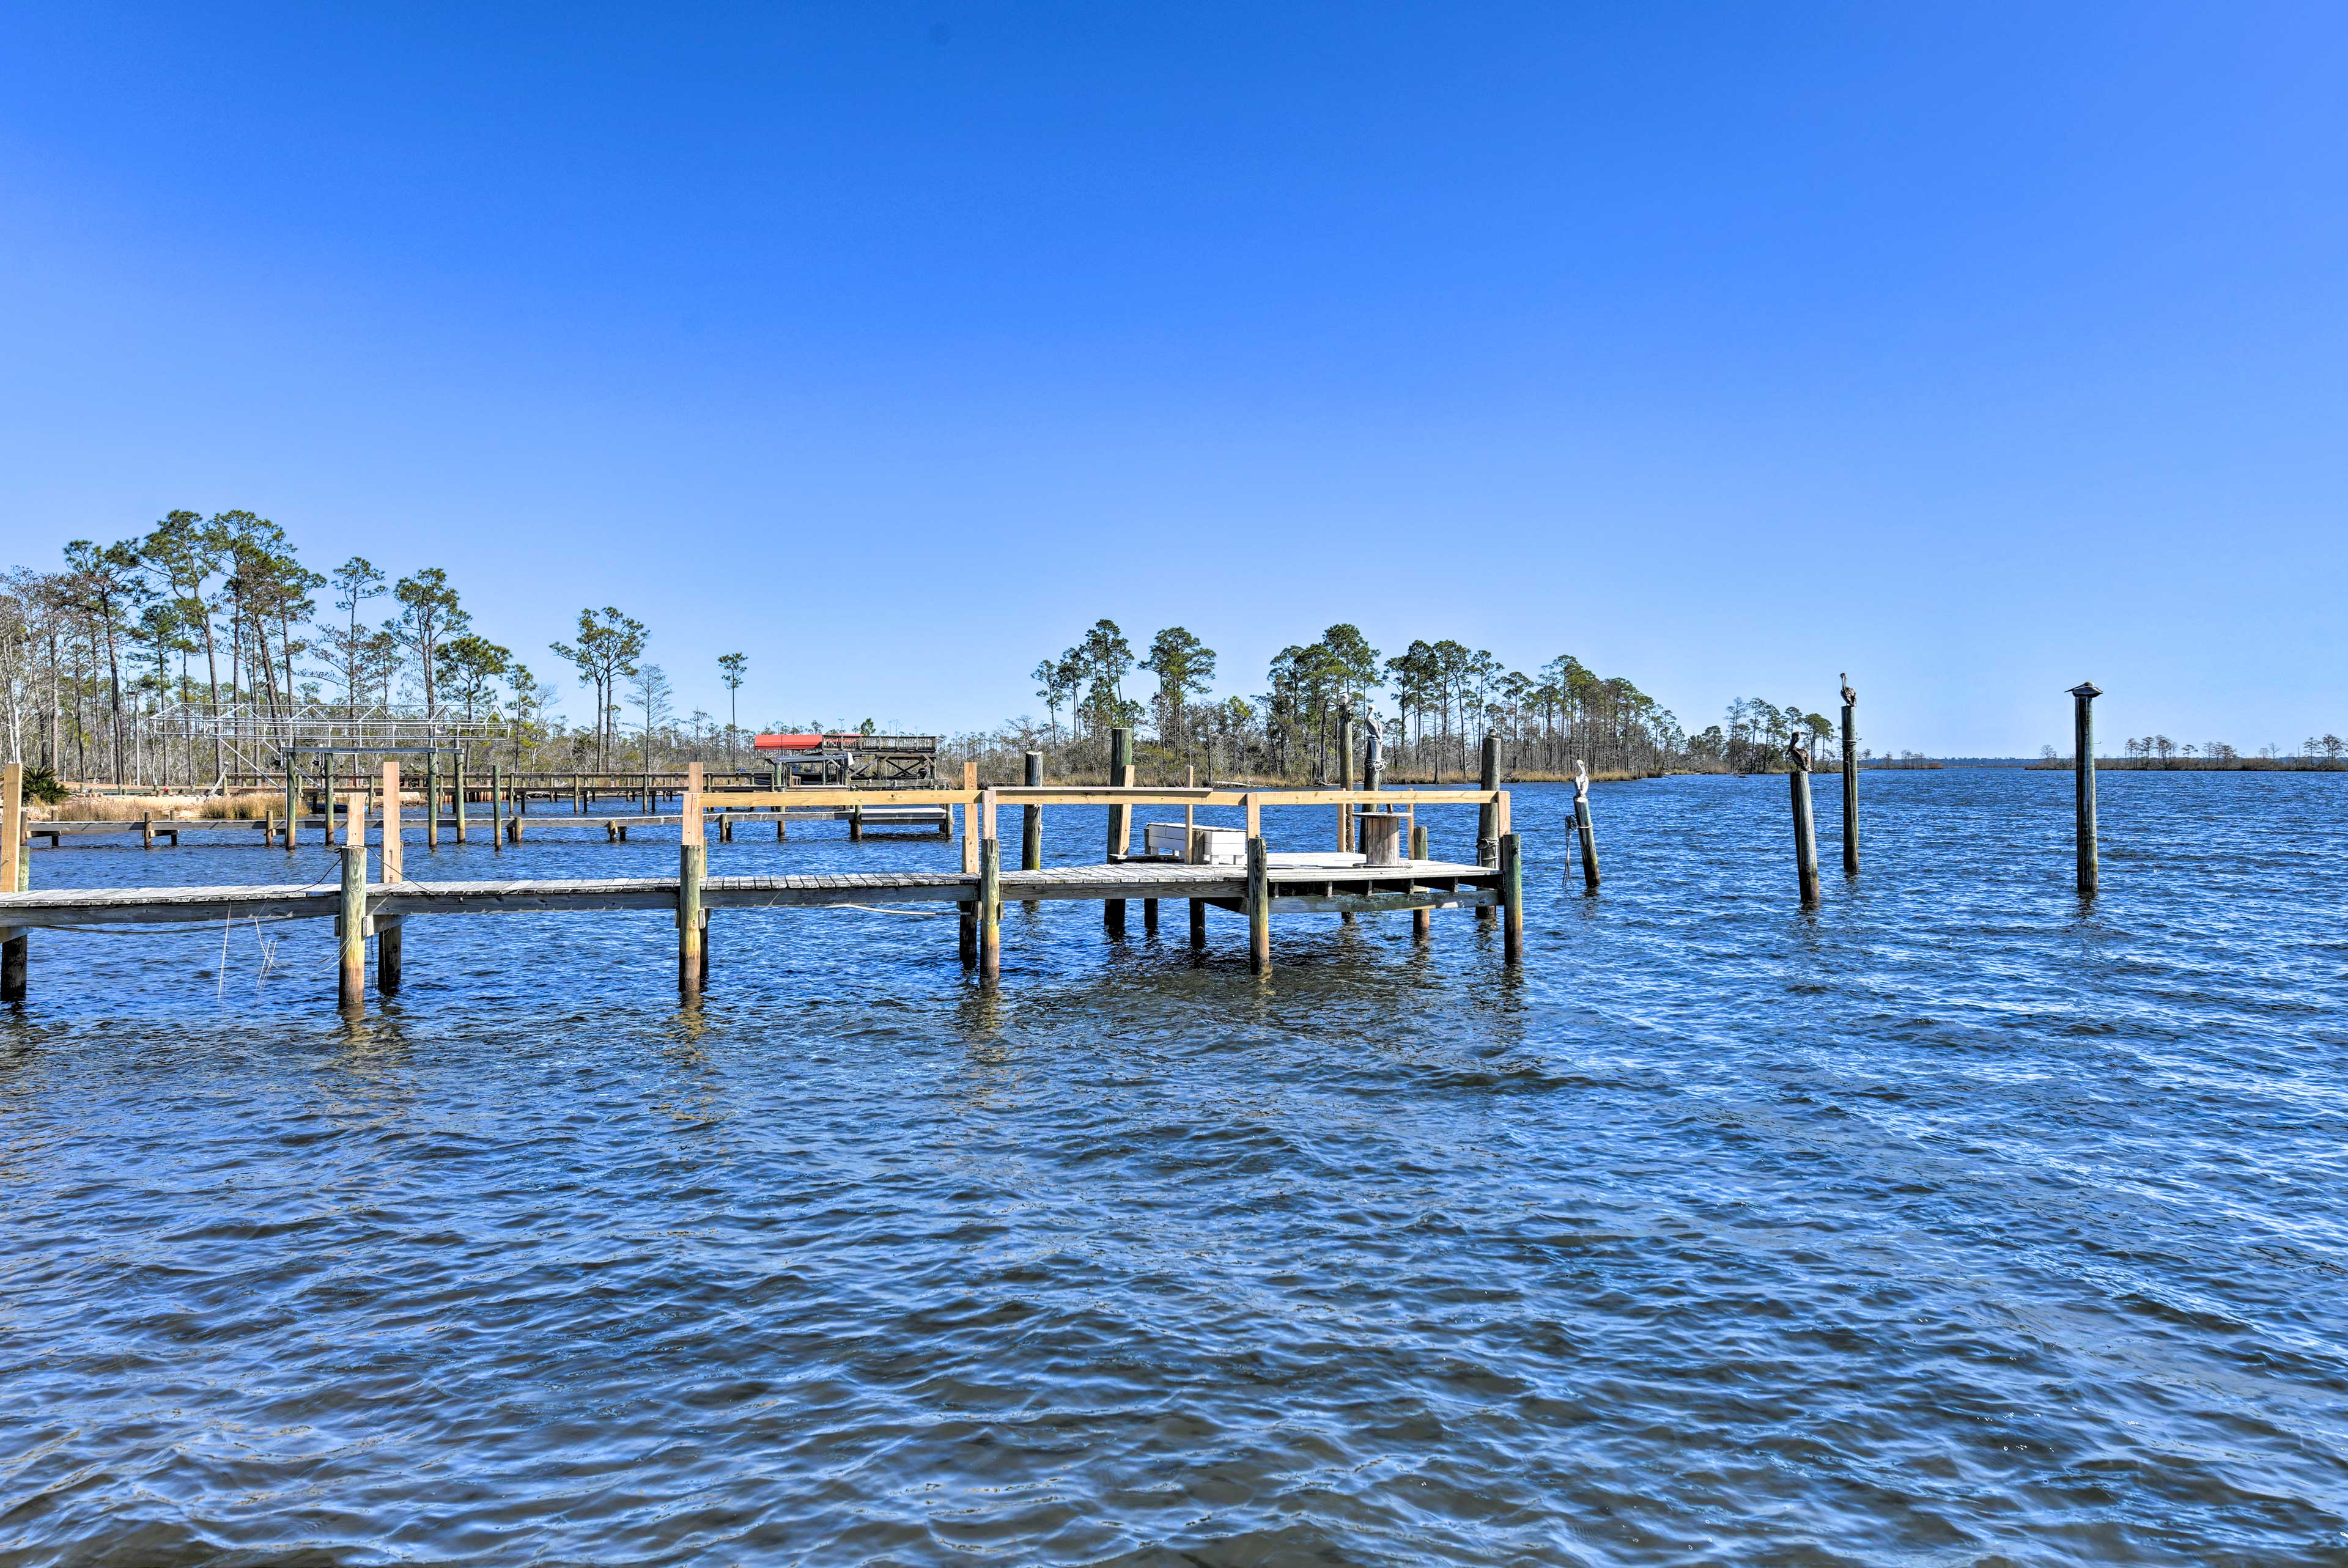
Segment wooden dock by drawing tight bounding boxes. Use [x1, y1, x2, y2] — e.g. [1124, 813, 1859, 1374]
[0, 760, 1524, 1009]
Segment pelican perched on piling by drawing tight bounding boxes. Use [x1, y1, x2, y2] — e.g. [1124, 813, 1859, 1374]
[1840, 673, 1858, 709]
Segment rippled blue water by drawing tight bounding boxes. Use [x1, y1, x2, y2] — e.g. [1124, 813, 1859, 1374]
[2, 770, 2344, 1565]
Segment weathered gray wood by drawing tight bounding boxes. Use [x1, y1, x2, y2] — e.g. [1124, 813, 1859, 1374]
[2072, 681, 2101, 896]
[678, 842, 704, 996]
[1357, 813, 1403, 867]
[338, 844, 366, 1011]
[1022, 750, 1043, 876]
[979, 836, 1001, 983]
[1247, 834, 1270, 973]
[1789, 743, 1821, 908]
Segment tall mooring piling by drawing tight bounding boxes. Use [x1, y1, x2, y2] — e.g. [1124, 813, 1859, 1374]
[2071, 680, 2102, 896]
[1475, 734, 1501, 922]
[1840, 673, 1859, 877]
[1104, 726, 1134, 935]
[1789, 739, 1822, 908]
[1571, 760, 1601, 892]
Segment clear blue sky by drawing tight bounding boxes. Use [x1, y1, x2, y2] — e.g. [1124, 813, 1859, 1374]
[3, 4, 2341, 754]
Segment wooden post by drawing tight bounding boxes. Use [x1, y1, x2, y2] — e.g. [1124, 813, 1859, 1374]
[1143, 897, 1159, 933]
[282, 753, 298, 848]
[1839, 675, 1859, 877]
[2, 762, 24, 1002]
[1189, 893, 1207, 949]
[424, 751, 439, 848]
[679, 761, 705, 996]
[454, 750, 468, 844]
[572, 771, 582, 814]
[979, 794, 1001, 984]
[491, 761, 504, 853]
[338, 839, 366, 1012]
[2072, 681, 2102, 896]
[322, 749, 336, 844]
[1475, 734, 1500, 921]
[1789, 743, 1821, 908]
[1499, 831, 1524, 964]
[1337, 703, 1356, 853]
[141, 811, 153, 849]
[1105, 726, 1132, 933]
[1569, 763, 1601, 891]
[1411, 822, 1431, 941]
[1246, 825, 1271, 974]
[1021, 751, 1043, 870]
[378, 760, 403, 992]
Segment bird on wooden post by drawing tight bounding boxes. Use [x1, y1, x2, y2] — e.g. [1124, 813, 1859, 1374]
[1789, 738, 1822, 909]
[1839, 674, 1859, 877]
[2070, 681, 2102, 897]
[1571, 760, 1601, 892]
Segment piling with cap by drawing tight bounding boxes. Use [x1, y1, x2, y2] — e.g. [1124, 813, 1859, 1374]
[1571, 760, 1601, 891]
[1789, 740, 1821, 909]
[2071, 681, 2102, 896]
[378, 759, 404, 992]
[1839, 674, 1859, 877]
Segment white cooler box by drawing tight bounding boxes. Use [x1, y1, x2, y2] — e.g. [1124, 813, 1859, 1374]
[1142, 822, 1246, 865]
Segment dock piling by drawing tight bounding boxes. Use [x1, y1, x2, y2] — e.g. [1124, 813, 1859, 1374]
[1105, 726, 1132, 934]
[492, 762, 504, 853]
[424, 752, 439, 848]
[679, 762, 705, 996]
[1789, 741, 1822, 908]
[1475, 734, 1500, 921]
[282, 755, 297, 849]
[338, 842, 366, 1012]
[2072, 681, 2102, 896]
[378, 760, 404, 992]
[1572, 760, 1601, 891]
[1500, 831, 1524, 963]
[2, 763, 24, 1001]
[979, 831, 1001, 984]
[1246, 830, 1271, 974]
[1411, 823, 1431, 941]
[1839, 675, 1859, 876]
[454, 750, 468, 844]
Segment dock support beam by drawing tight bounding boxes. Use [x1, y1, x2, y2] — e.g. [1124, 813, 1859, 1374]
[2, 762, 24, 1001]
[1412, 823, 1432, 941]
[1790, 745, 1821, 909]
[2071, 681, 2101, 897]
[1105, 726, 1132, 934]
[1500, 831, 1524, 964]
[338, 843, 366, 1012]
